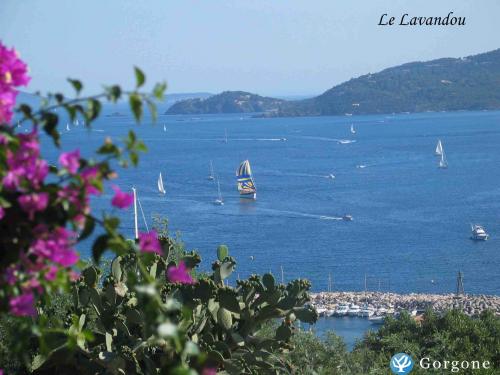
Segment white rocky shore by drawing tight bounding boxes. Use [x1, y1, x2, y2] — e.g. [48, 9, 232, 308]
[310, 291, 500, 317]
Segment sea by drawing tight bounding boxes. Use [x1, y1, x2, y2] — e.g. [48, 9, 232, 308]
[33, 108, 500, 348]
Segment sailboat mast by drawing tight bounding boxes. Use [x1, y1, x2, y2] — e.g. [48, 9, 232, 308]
[132, 187, 139, 240]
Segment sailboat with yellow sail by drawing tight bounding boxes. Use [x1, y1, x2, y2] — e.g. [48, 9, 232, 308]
[236, 160, 257, 200]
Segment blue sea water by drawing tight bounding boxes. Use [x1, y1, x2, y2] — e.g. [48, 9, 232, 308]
[38, 109, 500, 296]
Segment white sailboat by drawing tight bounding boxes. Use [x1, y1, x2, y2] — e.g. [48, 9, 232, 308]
[66, 123, 70, 132]
[132, 187, 149, 240]
[157, 173, 166, 195]
[214, 177, 224, 205]
[207, 160, 215, 181]
[236, 160, 256, 200]
[163, 124, 167, 132]
[438, 148, 448, 169]
[435, 140, 443, 156]
[350, 124, 356, 134]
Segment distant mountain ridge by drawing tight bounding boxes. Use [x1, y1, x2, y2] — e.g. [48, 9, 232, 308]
[166, 48, 500, 117]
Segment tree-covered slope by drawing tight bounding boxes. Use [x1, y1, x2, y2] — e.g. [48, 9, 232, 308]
[167, 48, 500, 117]
[166, 90, 285, 114]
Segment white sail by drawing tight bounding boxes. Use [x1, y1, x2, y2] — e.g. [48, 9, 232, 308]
[350, 124, 356, 134]
[214, 176, 224, 205]
[163, 124, 167, 132]
[439, 150, 448, 168]
[66, 123, 70, 131]
[208, 160, 215, 180]
[158, 172, 166, 194]
[435, 140, 443, 156]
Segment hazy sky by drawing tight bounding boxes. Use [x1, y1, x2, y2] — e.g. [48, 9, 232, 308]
[1, 0, 499, 96]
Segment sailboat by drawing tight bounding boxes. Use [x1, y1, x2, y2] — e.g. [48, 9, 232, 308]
[132, 187, 149, 239]
[157, 173, 166, 195]
[438, 147, 448, 169]
[350, 124, 356, 134]
[66, 123, 70, 131]
[236, 160, 257, 200]
[163, 124, 167, 132]
[214, 177, 224, 205]
[207, 160, 215, 181]
[435, 140, 443, 156]
[224, 128, 228, 143]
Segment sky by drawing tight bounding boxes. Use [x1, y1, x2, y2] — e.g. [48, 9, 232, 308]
[1, 0, 499, 96]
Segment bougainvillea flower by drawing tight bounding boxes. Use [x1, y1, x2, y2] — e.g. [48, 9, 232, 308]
[45, 266, 58, 281]
[111, 185, 133, 208]
[81, 166, 101, 195]
[201, 367, 217, 375]
[0, 89, 16, 123]
[166, 261, 195, 284]
[9, 292, 36, 317]
[31, 226, 79, 267]
[0, 42, 30, 88]
[58, 149, 80, 174]
[138, 230, 162, 254]
[18, 192, 49, 220]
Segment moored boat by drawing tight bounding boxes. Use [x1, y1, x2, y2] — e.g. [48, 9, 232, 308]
[470, 224, 489, 241]
[334, 304, 349, 317]
[347, 304, 361, 316]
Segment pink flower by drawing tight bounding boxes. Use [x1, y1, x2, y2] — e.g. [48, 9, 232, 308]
[9, 292, 36, 317]
[81, 166, 101, 195]
[31, 226, 79, 267]
[18, 192, 49, 220]
[167, 261, 195, 284]
[201, 367, 217, 375]
[59, 149, 80, 174]
[0, 89, 16, 123]
[45, 265, 58, 281]
[0, 42, 30, 88]
[138, 230, 162, 254]
[69, 270, 80, 282]
[0, 206, 4, 220]
[111, 185, 133, 208]
[0, 42, 29, 124]
[4, 266, 17, 285]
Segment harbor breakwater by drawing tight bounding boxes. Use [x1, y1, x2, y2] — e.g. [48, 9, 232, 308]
[310, 291, 500, 317]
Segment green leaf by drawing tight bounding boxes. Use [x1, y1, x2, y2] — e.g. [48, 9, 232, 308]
[92, 235, 109, 262]
[134, 66, 145, 88]
[153, 82, 167, 100]
[293, 306, 318, 324]
[68, 79, 83, 95]
[219, 289, 240, 313]
[111, 256, 122, 281]
[146, 99, 157, 122]
[78, 216, 95, 241]
[262, 273, 275, 290]
[129, 94, 143, 122]
[82, 267, 98, 287]
[217, 245, 229, 262]
[275, 324, 292, 341]
[217, 307, 233, 330]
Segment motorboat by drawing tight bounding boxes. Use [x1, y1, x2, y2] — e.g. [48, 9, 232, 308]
[342, 215, 353, 221]
[358, 304, 375, 317]
[470, 224, 489, 241]
[347, 304, 361, 316]
[334, 304, 349, 317]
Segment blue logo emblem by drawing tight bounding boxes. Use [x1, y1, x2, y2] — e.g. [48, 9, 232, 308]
[390, 353, 414, 374]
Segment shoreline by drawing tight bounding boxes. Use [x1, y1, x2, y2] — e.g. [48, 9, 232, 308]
[311, 291, 500, 317]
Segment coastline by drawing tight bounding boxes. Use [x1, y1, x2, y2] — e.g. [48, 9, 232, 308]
[311, 291, 500, 317]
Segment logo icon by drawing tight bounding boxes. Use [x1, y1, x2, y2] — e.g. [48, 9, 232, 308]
[390, 353, 414, 374]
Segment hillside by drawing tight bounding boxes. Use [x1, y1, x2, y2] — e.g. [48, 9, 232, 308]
[166, 91, 285, 114]
[166, 48, 500, 117]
